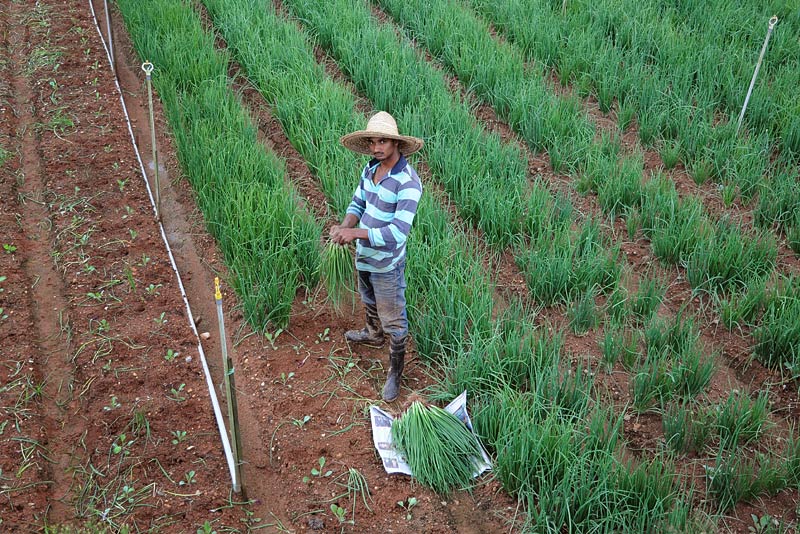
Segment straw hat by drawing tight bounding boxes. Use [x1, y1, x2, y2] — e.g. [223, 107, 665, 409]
[340, 111, 424, 156]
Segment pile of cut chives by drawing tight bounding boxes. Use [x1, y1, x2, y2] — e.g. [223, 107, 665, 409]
[320, 241, 355, 312]
[391, 401, 483, 495]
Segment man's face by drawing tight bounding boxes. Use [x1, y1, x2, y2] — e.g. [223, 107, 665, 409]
[368, 137, 399, 161]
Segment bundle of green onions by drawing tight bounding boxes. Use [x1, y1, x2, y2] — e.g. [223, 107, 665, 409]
[320, 241, 355, 312]
[391, 401, 483, 495]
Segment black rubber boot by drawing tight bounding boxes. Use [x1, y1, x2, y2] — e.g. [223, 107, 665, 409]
[344, 305, 385, 348]
[382, 336, 406, 402]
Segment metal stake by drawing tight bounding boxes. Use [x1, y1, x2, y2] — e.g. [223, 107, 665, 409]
[737, 16, 778, 134]
[216, 278, 244, 495]
[142, 61, 161, 220]
[103, 0, 115, 73]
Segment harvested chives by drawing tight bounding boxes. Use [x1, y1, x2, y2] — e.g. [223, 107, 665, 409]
[391, 401, 483, 495]
[320, 241, 355, 313]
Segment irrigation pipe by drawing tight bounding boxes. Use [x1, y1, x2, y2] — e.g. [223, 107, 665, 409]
[87, 0, 239, 491]
[737, 15, 779, 134]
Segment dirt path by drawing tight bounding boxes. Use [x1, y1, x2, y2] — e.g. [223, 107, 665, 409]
[2, 0, 252, 530]
[7, 0, 77, 522]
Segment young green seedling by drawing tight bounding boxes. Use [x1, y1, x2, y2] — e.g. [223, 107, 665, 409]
[112, 433, 133, 456]
[397, 497, 417, 520]
[303, 456, 333, 484]
[168, 383, 186, 402]
[316, 327, 330, 344]
[145, 283, 162, 296]
[276, 371, 294, 387]
[264, 328, 283, 350]
[171, 430, 187, 445]
[292, 415, 311, 428]
[103, 395, 121, 411]
[330, 504, 352, 525]
[179, 470, 196, 486]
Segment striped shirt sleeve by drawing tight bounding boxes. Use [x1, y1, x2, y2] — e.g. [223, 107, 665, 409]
[345, 164, 370, 218]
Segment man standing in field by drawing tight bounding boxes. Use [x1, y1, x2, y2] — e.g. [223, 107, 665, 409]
[330, 111, 424, 402]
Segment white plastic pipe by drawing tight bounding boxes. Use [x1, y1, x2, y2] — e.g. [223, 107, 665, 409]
[737, 16, 779, 134]
[87, 0, 239, 491]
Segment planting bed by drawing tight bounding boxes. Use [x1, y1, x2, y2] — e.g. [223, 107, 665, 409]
[2, 0, 800, 533]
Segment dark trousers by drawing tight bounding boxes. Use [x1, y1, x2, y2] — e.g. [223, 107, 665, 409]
[356, 261, 408, 343]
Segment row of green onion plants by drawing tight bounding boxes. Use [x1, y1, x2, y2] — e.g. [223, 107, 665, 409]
[467, 0, 800, 188]
[431, 302, 703, 531]
[579, 266, 800, 516]
[115, 0, 321, 329]
[378, 0, 797, 376]
[196, 0, 696, 530]
[280, 0, 624, 311]
[720, 273, 800, 378]
[373, 0, 594, 174]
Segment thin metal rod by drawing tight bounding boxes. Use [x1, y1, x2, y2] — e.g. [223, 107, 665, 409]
[142, 62, 161, 220]
[737, 16, 778, 134]
[103, 0, 114, 73]
[216, 278, 244, 494]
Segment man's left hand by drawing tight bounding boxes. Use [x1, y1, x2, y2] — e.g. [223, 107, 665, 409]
[334, 228, 358, 244]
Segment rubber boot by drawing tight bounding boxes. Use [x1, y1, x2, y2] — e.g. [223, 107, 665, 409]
[382, 335, 406, 402]
[344, 305, 385, 348]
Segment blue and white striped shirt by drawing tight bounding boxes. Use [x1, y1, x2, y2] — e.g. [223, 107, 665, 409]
[346, 155, 422, 273]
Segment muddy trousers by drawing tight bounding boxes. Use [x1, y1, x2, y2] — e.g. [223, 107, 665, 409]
[354, 262, 408, 401]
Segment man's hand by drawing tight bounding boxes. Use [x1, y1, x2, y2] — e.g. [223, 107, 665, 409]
[329, 225, 343, 244]
[329, 225, 352, 244]
[330, 225, 365, 245]
[331, 227, 355, 244]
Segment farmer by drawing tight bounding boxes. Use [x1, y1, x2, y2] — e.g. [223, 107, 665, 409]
[329, 111, 424, 402]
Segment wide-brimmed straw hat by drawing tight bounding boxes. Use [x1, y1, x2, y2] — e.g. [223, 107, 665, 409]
[340, 111, 424, 156]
